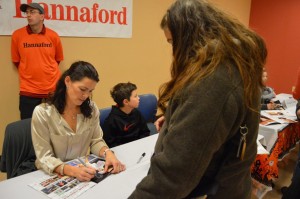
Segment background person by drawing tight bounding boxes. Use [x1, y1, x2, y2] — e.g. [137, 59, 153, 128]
[129, 0, 267, 198]
[11, 2, 64, 119]
[292, 68, 300, 100]
[281, 100, 300, 199]
[103, 82, 150, 147]
[261, 69, 277, 110]
[31, 61, 125, 182]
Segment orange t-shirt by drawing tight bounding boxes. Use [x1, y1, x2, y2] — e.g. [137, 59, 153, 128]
[11, 25, 64, 96]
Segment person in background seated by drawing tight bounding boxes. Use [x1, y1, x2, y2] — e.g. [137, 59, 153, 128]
[31, 61, 125, 182]
[103, 82, 150, 147]
[261, 69, 277, 110]
[281, 100, 300, 199]
[292, 68, 300, 100]
[129, 0, 267, 198]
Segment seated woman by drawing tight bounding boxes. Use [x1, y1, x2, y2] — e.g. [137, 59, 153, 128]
[261, 69, 277, 110]
[31, 61, 125, 181]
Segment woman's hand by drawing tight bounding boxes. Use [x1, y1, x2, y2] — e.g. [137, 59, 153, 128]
[64, 164, 97, 182]
[154, 116, 165, 132]
[267, 102, 276, 110]
[104, 150, 126, 174]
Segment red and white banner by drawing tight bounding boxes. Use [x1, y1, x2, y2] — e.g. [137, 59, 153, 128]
[0, 0, 132, 38]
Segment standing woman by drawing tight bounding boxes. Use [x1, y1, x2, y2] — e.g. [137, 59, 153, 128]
[130, 0, 267, 198]
[31, 61, 125, 181]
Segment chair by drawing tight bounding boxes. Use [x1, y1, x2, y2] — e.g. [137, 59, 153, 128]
[99, 107, 112, 128]
[0, 118, 36, 178]
[138, 94, 158, 123]
[137, 94, 158, 135]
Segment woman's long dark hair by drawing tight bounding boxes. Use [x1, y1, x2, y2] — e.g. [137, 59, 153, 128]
[158, 0, 267, 113]
[48, 61, 99, 118]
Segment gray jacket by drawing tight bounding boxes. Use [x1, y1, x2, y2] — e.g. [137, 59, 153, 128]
[129, 65, 260, 199]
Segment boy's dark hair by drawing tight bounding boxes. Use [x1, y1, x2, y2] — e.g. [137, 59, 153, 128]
[111, 82, 137, 107]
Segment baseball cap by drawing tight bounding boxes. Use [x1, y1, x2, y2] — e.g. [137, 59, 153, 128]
[20, 3, 44, 14]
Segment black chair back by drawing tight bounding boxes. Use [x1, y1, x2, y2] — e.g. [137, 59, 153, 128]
[0, 118, 36, 178]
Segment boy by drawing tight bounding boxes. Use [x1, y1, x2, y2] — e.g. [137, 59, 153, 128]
[103, 82, 150, 147]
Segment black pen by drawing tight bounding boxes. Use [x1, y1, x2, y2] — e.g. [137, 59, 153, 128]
[137, 152, 146, 164]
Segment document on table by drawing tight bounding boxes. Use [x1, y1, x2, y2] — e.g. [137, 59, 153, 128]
[272, 93, 297, 113]
[260, 110, 297, 125]
[28, 175, 95, 199]
[28, 154, 107, 199]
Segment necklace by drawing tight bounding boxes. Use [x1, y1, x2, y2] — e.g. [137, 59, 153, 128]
[63, 112, 77, 120]
[63, 108, 79, 120]
[72, 114, 77, 120]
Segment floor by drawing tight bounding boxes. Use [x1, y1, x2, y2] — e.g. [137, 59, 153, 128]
[252, 144, 299, 199]
[0, 145, 298, 199]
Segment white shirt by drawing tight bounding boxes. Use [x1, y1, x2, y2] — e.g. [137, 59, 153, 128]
[31, 102, 107, 174]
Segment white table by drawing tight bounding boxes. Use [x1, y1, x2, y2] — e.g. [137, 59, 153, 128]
[258, 123, 288, 152]
[0, 134, 159, 199]
[257, 134, 269, 155]
[259, 92, 297, 153]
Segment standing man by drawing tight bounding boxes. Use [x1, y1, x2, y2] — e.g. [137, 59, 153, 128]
[11, 2, 64, 119]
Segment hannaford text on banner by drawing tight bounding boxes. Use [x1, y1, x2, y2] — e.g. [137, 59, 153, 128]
[0, 0, 132, 38]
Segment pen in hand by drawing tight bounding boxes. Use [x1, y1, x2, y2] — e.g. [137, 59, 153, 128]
[77, 157, 102, 177]
[137, 152, 146, 164]
[77, 157, 88, 167]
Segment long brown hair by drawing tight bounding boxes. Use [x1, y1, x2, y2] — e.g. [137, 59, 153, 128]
[158, 0, 267, 113]
[48, 61, 99, 118]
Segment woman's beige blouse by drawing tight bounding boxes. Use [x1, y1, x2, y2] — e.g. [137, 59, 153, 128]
[31, 102, 107, 174]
